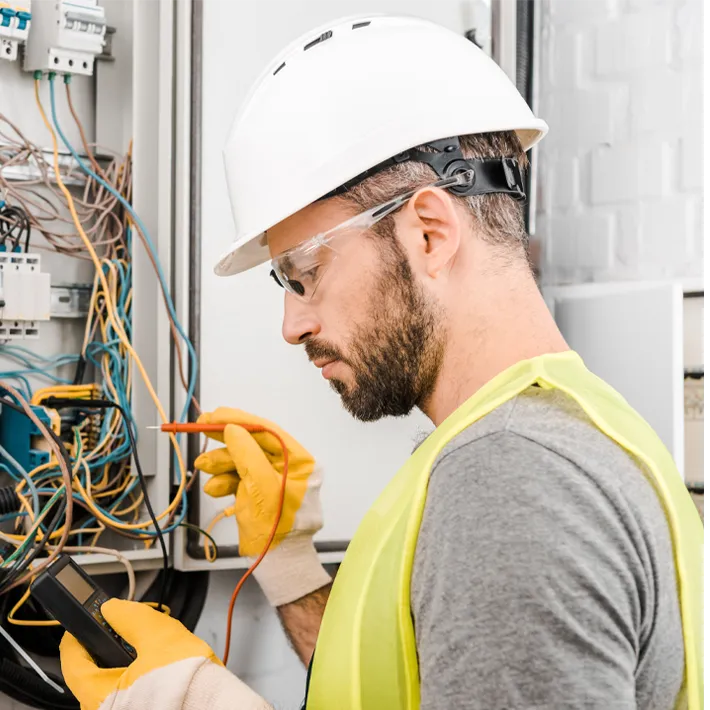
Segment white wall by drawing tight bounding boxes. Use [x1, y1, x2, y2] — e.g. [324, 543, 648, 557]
[535, 0, 703, 285]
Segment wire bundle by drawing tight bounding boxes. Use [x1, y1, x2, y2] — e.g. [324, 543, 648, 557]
[0, 113, 129, 258]
[0, 73, 200, 629]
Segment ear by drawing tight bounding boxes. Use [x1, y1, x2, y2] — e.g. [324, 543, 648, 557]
[397, 186, 464, 279]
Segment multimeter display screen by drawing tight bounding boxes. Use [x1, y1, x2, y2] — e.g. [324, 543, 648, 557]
[55, 564, 95, 605]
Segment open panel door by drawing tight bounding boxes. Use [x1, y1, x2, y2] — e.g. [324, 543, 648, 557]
[543, 281, 685, 477]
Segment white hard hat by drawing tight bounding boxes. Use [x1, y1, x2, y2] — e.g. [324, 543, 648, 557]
[216, 14, 548, 277]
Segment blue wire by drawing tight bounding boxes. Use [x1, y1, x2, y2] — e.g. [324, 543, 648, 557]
[0, 376, 32, 401]
[47, 77, 190, 537]
[0, 368, 74, 385]
[47, 77, 197, 425]
[0, 511, 27, 523]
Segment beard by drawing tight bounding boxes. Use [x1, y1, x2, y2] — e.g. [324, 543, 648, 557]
[305, 241, 446, 422]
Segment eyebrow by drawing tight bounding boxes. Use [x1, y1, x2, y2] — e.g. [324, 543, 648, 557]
[278, 254, 295, 273]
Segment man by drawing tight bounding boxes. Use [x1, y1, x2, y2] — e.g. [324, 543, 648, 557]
[61, 15, 702, 710]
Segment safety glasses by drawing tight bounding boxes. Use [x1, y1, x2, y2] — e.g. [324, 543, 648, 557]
[269, 170, 475, 302]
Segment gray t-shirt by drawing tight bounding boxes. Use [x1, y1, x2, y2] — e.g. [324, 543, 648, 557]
[411, 386, 684, 710]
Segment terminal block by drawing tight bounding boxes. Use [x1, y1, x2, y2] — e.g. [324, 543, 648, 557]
[0, 1, 31, 62]
[0, 402, 60, 472]
[0, 252, 51, 340]
[23, 0, 105, 76]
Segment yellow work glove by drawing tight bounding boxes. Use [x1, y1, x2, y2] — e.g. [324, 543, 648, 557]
[59, 599, 272, 710]
[194, 408, 331, 606]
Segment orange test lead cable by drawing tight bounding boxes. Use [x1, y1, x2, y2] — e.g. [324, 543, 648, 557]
[151, 420, 289, 665]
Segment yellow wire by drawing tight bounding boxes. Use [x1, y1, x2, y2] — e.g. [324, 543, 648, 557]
[7, 587, 59, 627]
[34, 78, 186, 531]
[31, 384, 98, 406]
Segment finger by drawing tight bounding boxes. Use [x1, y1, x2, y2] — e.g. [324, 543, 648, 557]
[204, 408, 304, 455]
[60, 632, 123, 694]
[203, 472, 239, 498]
[195, 412, 226, 444]
[100, 600, 218, 664]
[199, 409, 314, 464]
[222, 425, 279, 499]
[194, 447, 237, 475]
[100, 599, 187, 646]
[59, 630, 94, 670]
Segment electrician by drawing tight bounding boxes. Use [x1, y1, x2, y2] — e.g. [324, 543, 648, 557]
[60, 15, 702, 710]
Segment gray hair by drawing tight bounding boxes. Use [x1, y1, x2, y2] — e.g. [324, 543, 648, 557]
[339, 131, 530, 262]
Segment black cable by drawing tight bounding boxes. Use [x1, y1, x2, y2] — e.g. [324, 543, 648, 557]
[0, 206, 30, 252]
[0, 486, 20, 516]
[0, 499, 67, 594]
[0, 493, 67, 595]
[42, 397, 169, 611]
[179, 522, 218, 560]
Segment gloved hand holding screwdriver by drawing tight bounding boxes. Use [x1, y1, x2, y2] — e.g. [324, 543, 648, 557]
[194, 407, 332, 606]
[60, 408, 331, 710]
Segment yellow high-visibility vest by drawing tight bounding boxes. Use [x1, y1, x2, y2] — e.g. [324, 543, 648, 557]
[307, 351, 703, 710]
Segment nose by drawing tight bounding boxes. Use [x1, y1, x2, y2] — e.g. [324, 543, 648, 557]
[282, 292, 321, 345]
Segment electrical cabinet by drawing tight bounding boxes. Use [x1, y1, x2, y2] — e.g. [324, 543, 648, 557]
[543, 280, 703, 481]
[0, 0, 176, 576]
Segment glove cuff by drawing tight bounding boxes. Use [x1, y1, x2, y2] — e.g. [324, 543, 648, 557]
[250, 535, 332, 607]
[185, 659, 273, 710]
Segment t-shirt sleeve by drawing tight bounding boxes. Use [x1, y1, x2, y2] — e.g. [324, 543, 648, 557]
[411, 431, 646, 710]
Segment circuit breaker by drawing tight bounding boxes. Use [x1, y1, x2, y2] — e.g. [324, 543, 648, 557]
[0, 252, 51, 339]
[23, 0, 105, 76]
[0, 1, 31, 62]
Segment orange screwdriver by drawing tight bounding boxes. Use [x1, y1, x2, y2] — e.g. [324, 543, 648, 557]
[147, 422, 226, 433]
[148, 422, 271, 435]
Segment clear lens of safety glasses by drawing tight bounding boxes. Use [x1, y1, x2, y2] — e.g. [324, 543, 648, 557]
[270, 170, 475, 302]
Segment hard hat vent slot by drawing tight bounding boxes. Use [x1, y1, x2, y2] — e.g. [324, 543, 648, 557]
[304, 30, 333, 51]
[273, 62, 286, 76]
[352, 21, 371, 30]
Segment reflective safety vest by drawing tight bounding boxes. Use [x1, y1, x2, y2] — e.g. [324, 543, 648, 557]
[306, 351, 703, 710]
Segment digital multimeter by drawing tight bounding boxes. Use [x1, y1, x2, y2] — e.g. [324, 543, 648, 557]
[30, 554, 137, 668]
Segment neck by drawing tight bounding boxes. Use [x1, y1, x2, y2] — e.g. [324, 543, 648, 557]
[422, 265, 569, 426]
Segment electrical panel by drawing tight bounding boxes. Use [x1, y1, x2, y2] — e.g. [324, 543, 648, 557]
[0, 252, 50, 339]
[0, 1, 31, 62]
[23, 0, 105, 76]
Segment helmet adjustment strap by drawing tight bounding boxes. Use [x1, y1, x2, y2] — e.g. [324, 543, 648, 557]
[320, 136, 526, 201]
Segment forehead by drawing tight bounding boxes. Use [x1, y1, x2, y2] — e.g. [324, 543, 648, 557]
[267, 198, 357, 259]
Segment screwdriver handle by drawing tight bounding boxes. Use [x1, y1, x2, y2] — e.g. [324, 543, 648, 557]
[159, 422, 226, 433]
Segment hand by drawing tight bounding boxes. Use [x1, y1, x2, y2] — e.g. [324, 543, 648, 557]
[194, 408, 331, 606]
[60, 599, 270, 710]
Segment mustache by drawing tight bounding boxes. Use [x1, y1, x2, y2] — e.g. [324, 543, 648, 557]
[305, 339, 349, 366]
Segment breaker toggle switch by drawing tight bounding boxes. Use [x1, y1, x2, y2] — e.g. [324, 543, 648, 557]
[16, 9, 30, 31]
[0, 8, 16, 28]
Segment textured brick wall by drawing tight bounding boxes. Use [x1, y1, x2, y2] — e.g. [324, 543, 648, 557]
[535, 0, 703, 285]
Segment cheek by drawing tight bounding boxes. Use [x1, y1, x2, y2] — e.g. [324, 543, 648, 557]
[320, 243, 380, 333]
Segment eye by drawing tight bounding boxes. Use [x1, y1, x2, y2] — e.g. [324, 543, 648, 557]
[301, 264, 322, 283]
